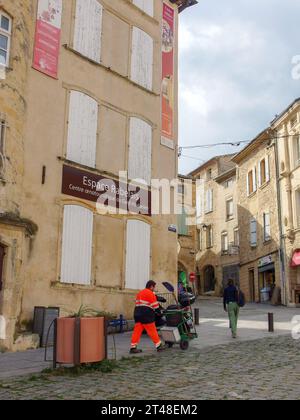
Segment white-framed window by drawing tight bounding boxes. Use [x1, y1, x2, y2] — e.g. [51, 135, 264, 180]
[263, 212, 271, 242]
[247, 168, 257, 196]
[73, 0, 103, 63]
[197, 229, 202, 251]
[206, 225, 213, 248]
[205, 189, 213, 213]
[0, 12, 11, 67]
[293, 135, 300, 168]
[224, 178, 234, 189]
[258, 157, 270, 186]
[234, 228, 240, 247]
[66, 91, 98, 168]
[125, 220, 151, 290]
[221, 232, 229, 253]
[250, 218, 257, 247]
[128, 117, 152, 184]
[132, 0, 154, 17]
[226, 198, 234, 221]
[178, 182, 184, 195]
[131, 27, 153, 90]
[295, 189, 300, 228]
[60, 205, 94, 285]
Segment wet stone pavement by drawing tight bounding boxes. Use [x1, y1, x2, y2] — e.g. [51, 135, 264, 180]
[0, 335, 299, 400]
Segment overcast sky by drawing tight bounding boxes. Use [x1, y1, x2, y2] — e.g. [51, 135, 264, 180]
[178, 0, 300, 174]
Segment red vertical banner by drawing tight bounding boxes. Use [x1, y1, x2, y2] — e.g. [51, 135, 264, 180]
[161, 3, 175, 149]
[33, 0, 62, 79]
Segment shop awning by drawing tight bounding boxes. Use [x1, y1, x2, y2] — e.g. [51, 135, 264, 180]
[291, 250, 300, 267]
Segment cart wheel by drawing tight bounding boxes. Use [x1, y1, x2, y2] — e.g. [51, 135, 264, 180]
[180, 340, 189, 350]
[166, 342, 174, 348]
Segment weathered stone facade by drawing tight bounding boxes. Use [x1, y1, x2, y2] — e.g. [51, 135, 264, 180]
[271, 99, 300, 306]
[232, 131, 281, 304]
[0, 0, 197, 351]
[190, 155, 239, 296]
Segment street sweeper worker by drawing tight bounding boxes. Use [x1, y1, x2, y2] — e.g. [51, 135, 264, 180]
[130, 280, 167, 354]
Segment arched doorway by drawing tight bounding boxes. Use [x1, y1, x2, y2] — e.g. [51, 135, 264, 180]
[204, 265, 215, 293]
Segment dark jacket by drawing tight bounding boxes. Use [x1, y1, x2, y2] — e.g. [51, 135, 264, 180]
[223, 285, 238, 310]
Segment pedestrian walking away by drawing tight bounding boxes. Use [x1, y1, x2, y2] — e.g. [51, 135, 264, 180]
[130, 280, 167, 354]
[223, 279, 239, 339]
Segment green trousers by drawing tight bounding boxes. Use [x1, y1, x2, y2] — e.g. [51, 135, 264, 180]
[228, 302, 239, 336]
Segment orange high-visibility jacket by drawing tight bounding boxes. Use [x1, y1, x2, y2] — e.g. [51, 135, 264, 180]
[134, 288, 160, 324]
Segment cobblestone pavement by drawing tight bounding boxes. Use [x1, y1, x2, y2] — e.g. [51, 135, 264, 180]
[0, 335, 299, 400]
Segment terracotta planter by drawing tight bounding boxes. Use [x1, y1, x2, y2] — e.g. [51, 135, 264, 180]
[55, 317, 106, 366]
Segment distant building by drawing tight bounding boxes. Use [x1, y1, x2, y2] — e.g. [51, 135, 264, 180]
[190, 155, 239, 296]
[232, 130, 281, 304]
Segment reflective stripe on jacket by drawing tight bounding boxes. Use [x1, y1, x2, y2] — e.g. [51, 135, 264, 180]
[134, 288, 159, 324]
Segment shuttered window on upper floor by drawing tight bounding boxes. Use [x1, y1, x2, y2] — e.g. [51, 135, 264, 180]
[250, 218, 257, 247]
[128, 117, 152, 184]
[61, 205, 94, 285]
[132, 0, 154, 17]
[130, 27, 153, 90]
[125, 220, 151, 290]
[73, 0, 103, 63]
[67, 91, 98, 168]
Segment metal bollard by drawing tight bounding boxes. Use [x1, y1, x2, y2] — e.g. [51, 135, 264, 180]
[268, 313, 274, 333]
[194, 308, 200, 326]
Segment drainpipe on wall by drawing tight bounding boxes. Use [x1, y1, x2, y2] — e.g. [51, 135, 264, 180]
[274, 129, 287, 306]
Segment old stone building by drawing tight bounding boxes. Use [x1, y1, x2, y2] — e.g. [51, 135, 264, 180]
[0, 0, 197, 350]
[177, 174, 197, 293]
[190, 155, 239, 296]
[232, 130, 281, 304]
[271, 98, 300, 306]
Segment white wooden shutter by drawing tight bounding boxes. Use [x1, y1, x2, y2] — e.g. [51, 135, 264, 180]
[250, 218, 257, 246]
[128, 117, 152, 184]
[131, 27, 153, 90]
[74, 0, 103, 63]
[61, 206, 93, 285]
[253, 167, 257, 192]
[125, 220, 151, 290]
[133, 0, 154, 17]
[266, 156, 270, 182]
[247, 173, 250, 196]
[67, 91, 98, 168]
[258, 161, 262, 187]
[264, 213, 271, 240]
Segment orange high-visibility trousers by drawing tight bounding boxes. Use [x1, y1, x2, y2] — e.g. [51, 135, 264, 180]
[131, 322, 161, 348]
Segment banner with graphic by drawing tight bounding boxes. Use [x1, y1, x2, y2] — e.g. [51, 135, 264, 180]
[161, 3, 175, 150]
[33, 0, 62, 78]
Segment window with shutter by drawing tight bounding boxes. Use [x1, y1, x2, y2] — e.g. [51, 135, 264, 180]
[128, 117, 152, 184]
[0, 12, 11, 67]
[294, 135, 300, 168]
[250, 218, 257, 247]
[206, 225, 213, 248]
[61, 206, 93, 285]
[132, 0, 154, 17]
[67, 91, 98, 168]
[131, 27, 153, 90]
[205, 189, 213, 213]
[73, 0, 103, 63]
[221, 232, 229, 253]
[226, 198, 234, 220]
[125, 220, 151, 290]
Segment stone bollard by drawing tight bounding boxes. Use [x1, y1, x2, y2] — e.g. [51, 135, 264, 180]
[194, 308, 200, 326]
[268, 313, 274, 333]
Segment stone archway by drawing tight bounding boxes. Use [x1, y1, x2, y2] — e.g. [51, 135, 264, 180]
[203, 265, 216, 293]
